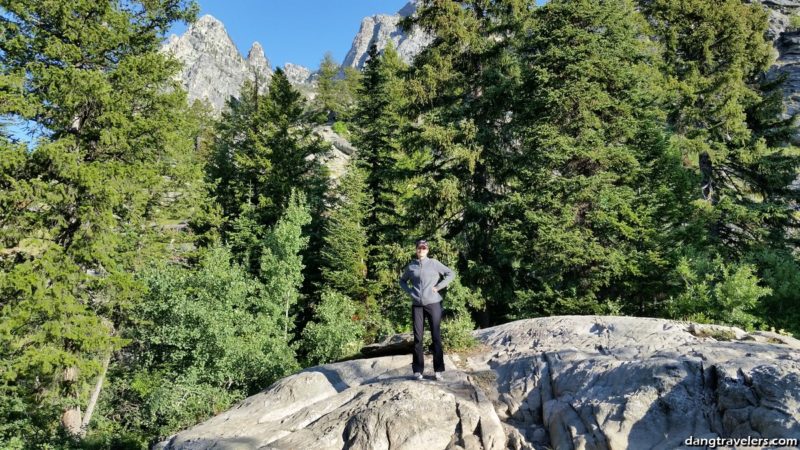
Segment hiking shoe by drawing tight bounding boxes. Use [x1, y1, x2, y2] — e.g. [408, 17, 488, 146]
[434, 372, 444, 381]
[413, 372, 423, 381]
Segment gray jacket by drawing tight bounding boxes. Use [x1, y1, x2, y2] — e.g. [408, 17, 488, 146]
[399, 257, 456, 306]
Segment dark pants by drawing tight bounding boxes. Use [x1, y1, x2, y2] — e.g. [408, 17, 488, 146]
[412, 302, 445, 373]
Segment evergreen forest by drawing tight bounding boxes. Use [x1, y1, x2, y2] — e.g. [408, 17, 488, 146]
[1, 0, 799, 447]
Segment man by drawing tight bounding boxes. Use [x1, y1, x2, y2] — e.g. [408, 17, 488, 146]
[399, 239, 456, 381]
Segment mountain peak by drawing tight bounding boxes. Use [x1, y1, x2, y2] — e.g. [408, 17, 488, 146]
[181, 13, 234, 47]
[249, 41, 264, 52]
[246, 41, 273, 86]
[192, 14, 228, 35]
[196, 14, 223, 25]
[342, 2, 432, 69]
[247, 41, 269, 66]
[283, 63, 313, 85]
[160, 14, 272, 112]
[397, 0, 418, 17]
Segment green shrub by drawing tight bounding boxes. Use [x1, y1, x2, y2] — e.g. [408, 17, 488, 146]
[791, 14, 800, 29]
[667, 253, 771, 330]
[748, 248, 800, 338]
[134, 246, 299, 393]
[301, 290, 365, 365]
[441, 314, 479, 351]
[331, 121, 350, 138]
[422, 313, 478, 352]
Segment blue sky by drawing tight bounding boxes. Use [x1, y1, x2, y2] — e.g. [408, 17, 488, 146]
[168, 0, 411, 69]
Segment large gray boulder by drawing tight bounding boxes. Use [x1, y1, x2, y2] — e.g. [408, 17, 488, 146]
[157, 316, 800, 449]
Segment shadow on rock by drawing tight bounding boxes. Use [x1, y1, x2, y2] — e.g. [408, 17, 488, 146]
[629, 360, 800, 449]
[156, 436, 259, 450]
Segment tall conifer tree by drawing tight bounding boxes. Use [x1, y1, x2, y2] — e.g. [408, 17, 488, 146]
[354, 43, 408, 247]
[320, 161, 370, 304]
[639, 0, 800, 331]
[500, 0, 679, 316]
[351, 42, 429, 332]
[210, 69, 329, 274]
[639, 0, 800, 252]
[405, 0, 529, 325]
[0, 0, 199, 443]
[315, 53, 340, 122]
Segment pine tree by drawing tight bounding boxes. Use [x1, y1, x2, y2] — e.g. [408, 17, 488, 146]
[262, 70, 330, 227]
[315, 52, 341, 122]
[639, 0, 800, 252]
[339, 65, 363, 122]
[208, 78, 263, 231]
[210, 69, 329, 274]
[348, 42, 422, 333]
[320, 161, 370, 304]
[354, 43, 409, 246]
[0, 0, 199, 443]
[500, 0, 678, 317]
[404, 0, 530, 325]
[639, 0, 800, 330]
[261, 69, 331, 330]
[313, 53, 362, 124]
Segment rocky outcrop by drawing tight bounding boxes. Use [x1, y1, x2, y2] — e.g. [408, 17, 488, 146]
[360, 332, 414, 357]
[283, 63, 314, 86]
[161, 15, 273, 112]
[311, 125, 354, 180]
[157, 316, 800, 449]
[246, 42, 272, 89]
[754, 1, 800, 126]
[342, 1, 433, 69]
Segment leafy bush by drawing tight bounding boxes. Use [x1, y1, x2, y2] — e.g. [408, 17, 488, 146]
[136, 374, 239, 439]
[421, 312, 478, 352]
[98, 246, 301, 444]
[301, 290, 365, 365]
[667, 253, 771, 330]
[441, 314, 478, 352]
[331, 121, 350, 138]
[791, 14, 800, 29]
[134, 246, 298, 394]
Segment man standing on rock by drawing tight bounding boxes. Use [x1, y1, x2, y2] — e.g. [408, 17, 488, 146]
[399, 239, 456, 381]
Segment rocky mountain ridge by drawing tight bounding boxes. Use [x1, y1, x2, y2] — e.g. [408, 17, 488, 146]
[163, 2, 800, 136]
[283, 63, 314, 86]
[157, 315, 800, 450]
[161, 15, 275, 112]
[341, 0, 432, 69]
[160, 2, 427, 113]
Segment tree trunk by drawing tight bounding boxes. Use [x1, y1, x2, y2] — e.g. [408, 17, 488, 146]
[79, 352, 111, 437]
[700, 151, 714, 203]
[285, 294, 290, 342]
